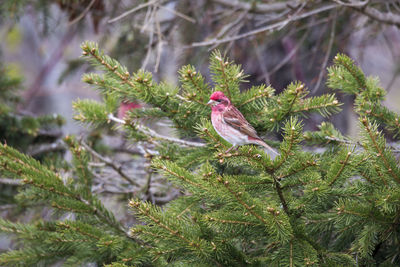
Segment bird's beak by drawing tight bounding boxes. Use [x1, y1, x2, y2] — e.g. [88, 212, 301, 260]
[207, 100, 217, 106]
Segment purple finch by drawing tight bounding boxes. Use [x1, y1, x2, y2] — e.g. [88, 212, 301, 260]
[207, 91, 279, 158]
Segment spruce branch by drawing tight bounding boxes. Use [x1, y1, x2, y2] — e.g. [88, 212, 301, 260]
[216, 175, 269, 225]
[278, 160, 318, 181]
[274, 117, 303, 171]
[81, 42, 133, 88]
[214, 51, 232, 99]
[238, 85, 274, 108]
[129, 199, 212, 255]
[360, 117, 400, 184]
[291, 94, 341, 117]
[328, 151, 353, 186]
[153, 159, 206, 190]
[204, 216, 257, 226]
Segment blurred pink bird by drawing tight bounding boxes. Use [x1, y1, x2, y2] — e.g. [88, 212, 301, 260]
[118, 101, 141, 119]
[207, 91, 279, 158]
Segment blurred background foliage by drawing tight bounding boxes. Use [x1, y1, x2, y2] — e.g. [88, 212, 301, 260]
[1, 0, 400, 260]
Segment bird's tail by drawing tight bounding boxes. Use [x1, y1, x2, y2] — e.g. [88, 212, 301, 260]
[255, 139, 280, 160]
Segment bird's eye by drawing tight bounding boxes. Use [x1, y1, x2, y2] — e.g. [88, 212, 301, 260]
[216, 99, 221, 102]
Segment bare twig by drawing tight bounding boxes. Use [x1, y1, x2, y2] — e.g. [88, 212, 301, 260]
[80, 140, 140, 187]
[67, 0, 97, 26]
[268, 29, 309, 75]
[159, 4, 196, 23]
[154, 5, 163, 72]
[186, 3, 338, 47]
[0, 204, 18, 210]
[141, 5, 156, 70]
[107, 114, 205, 147]
[108, 0, 158, 23]
[331, 0, 369, 7]
[325, 136, 400, 153]
[0, 177, 22, 186]
[27, 139, 66, 156]
[312, 12, 337, 94]
[213, 0, 298, 14]
[353, 4, 400, 26]
[252, 39, 270, 84]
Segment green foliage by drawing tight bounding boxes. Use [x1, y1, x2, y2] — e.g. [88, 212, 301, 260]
[328, 53, 400, 137]
[0, 59, 65, 151]
[1, 44, 400, 266]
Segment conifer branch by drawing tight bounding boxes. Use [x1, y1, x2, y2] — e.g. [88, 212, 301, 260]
[50, 201, 93, 213]
[328, 151, 352, 186]
[292, 100, 340, 114]
[237, 180, 273, 185]
[82, 43, 133, 87]
[273, 178, 290, 216]
[56, 222, 100, 240]
[238, 90, 272, 107]
[286, 84, 303, 116]
[216, 54, 232, 99]
[181, 68, 208, 96]
[361, 117, 400, 184]
[274, 124, 297, 171]
[334, 54, 366, 91]
[156, 163, 205, 189]
[219, 150, 272, 171]
[278, 160, 317, 180]
[205, 216, 256, 225]
[129, 200, 203, 249]
[216, 175, 269, 226]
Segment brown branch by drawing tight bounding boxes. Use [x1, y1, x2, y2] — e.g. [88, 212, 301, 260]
[0, 177, 22, 186]
[108, 0, 157, 23]
[274, 178, 290, 216]
[354, 5, 400, 26]
[213, 0, 298, 14]
[108, 114, 205, 147]
[80, 140, 140, 187]
[312, 12, 337, 94]
[67, 0, 96, 26]
[187, 3, 338, 47]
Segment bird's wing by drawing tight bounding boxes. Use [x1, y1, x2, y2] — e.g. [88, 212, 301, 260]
[222, 105, 260, 139]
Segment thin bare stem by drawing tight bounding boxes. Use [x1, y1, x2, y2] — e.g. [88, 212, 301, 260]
[186, 4, 338, 48]
[80, 140, 140, 187]
[108, 0, 158, 23]
[107, 114, 205, 147]
[312, 13, 337, 94]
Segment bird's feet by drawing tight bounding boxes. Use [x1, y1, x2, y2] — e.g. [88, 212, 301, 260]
[225, 145, 237, 153]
